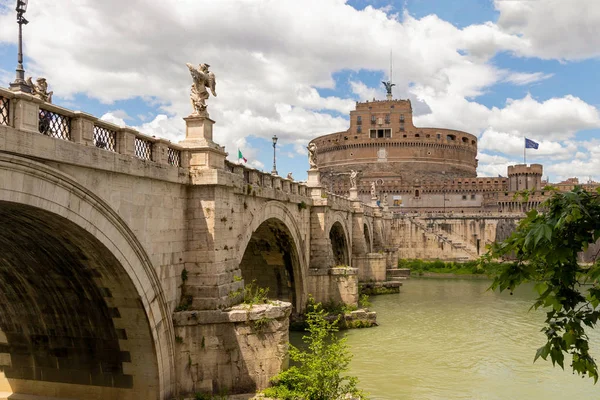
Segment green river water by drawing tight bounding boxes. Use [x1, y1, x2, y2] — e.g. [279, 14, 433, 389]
[321, 278, 600, 399]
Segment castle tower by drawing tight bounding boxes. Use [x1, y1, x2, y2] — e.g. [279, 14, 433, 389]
[507, 164, 543, 192]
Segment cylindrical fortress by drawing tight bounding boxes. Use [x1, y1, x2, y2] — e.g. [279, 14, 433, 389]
[310, 99, 478, 199]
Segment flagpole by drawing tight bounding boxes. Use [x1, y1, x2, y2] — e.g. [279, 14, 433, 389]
[524, 138, 526, 165]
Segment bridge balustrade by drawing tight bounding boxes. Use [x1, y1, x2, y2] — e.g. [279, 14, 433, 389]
[39, 106, 71, 140]
[134, 136, 153, 160]
[167, 147, 181, 167]
[0, 94, 9, 126]
[93, 123, 117, 151]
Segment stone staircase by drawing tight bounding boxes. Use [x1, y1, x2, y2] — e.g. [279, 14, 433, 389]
[409, 218, 479, 261]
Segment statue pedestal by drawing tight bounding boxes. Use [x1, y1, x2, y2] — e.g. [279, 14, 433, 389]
[371, 197, 379, 208]
[307, 169, 321, 188]
[348, 188, 358, 200]
[180, 114, 227, 170]
[181, 114, 220, 148]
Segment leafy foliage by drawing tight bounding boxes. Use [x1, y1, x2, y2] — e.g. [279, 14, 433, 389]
[263, 303, 366, 399]
[485, 187, 600, 382]
[397, 258, 506, 276]
[228, 280, 270, 306]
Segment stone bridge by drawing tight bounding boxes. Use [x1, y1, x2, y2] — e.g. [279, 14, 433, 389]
[0, 88, 395, 399]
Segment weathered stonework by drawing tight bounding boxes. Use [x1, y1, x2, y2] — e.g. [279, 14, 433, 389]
[0, 86, 395, 399]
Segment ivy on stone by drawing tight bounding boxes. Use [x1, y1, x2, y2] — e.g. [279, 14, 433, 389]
[485, 187, 600, 382]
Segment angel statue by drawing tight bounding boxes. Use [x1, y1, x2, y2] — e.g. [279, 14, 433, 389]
[370, 181, 377, 198]
[186, 62, 217, 115]
[307, 143, 318, 169]
[349, 169, 360, 189]
[382, 80, 395, 96]
[27, 77, 53, 103]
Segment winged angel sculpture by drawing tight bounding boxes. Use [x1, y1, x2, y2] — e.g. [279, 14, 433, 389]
[186, 63, 216, 115]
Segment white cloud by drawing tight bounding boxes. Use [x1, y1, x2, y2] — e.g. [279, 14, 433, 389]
[100, 112, 126, 127]
[504, 71, 553, 86]
[488, 94, 600, 140]
[495, 0, 600, 60]
[0, 0, 598, 181]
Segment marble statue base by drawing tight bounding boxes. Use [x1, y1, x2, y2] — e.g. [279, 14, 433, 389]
[348, 188, 358, 200]
[307, 169, 321, 188]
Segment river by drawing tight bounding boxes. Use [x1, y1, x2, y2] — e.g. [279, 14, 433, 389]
[343, 278, 600, 400]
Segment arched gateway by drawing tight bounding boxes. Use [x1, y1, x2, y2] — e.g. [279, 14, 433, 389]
[0, 154, 175, 399]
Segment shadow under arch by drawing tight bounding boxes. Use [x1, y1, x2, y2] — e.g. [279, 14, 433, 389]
[236, 202, 307, 312]
[0, 154, 175, 399]
[363, 222, 372, 253]
[330, 221, 349, 266]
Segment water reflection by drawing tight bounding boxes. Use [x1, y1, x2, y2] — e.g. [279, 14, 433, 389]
[330, 279, 599, 400]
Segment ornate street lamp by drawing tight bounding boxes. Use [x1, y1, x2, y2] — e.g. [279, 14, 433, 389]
[271, 135, 278, 175]
[10, 0, 32, 93]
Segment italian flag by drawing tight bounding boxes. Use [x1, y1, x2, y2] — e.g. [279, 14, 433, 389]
[238, 149, 247, 163]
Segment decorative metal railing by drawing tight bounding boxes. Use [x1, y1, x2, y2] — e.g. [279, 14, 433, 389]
[167, 147, 181, 167]
[39, 108, 71, 140]
[93, 125, 117, 152]
[134, 137, 153, 160]
[0, 96, 9, 126]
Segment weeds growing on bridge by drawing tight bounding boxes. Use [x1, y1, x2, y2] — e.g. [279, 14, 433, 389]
[228, 280, 270, 306]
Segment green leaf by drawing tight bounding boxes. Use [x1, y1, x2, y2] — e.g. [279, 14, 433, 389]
[563, 331, 576, 347]
[534, 282, 548, 296]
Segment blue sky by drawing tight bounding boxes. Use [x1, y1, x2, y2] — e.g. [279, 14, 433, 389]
[1, 0, 599, 183]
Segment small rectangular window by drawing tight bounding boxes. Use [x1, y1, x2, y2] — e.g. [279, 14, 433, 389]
[357, 126, 362, 133]
[400, 114, 405, 122]
[371, 115, 376, 124]
[357, 116, 362, 125]
[462, 195, 467, 200]
[377, 129, 384, 138]
[437, 133, 441, 139]
[370, 129, 376, 138]
[384, 129, 391, 138]
[471, 194, 476, 200]
[385, 114, 390, 124]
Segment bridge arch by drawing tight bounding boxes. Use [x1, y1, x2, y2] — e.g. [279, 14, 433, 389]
[327, 212, 351, 267]
[363, 222, 372, 253]
[236, 201, 307, 312]
[0, 154, 175, 399]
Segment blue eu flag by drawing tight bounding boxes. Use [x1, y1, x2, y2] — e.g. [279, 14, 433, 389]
[525, 138, 539, 149]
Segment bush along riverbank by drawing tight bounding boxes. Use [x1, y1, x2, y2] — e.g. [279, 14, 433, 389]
[262, 302, 368, 400]
[397, 259, 510, 278]
[290, 296, 377, 331]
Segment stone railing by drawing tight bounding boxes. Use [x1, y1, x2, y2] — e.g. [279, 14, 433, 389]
[0, 93, 10, 127]
[224, 160, 309, 198]
[0, 87, 187, 168]
[325, 191, 353, 210]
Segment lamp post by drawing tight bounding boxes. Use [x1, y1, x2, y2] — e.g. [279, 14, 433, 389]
[271, 135, 278, 175]
[10, 0, 32, 93]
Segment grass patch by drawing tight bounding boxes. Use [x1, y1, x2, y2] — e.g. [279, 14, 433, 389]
[398, 259, 509, 276]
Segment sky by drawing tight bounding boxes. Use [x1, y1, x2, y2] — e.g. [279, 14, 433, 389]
[1, 0, 599, 183]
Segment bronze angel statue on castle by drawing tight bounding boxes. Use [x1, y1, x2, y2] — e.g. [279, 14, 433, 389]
[186, 62, 216, 115]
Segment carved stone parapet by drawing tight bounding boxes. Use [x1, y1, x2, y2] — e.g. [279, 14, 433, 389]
[153, 140, 170, 164]
[11, 92, 42, 134]
[118, 128, 137, 157]
[71, 111, 96, 146]
[249, 170, 261, 186]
